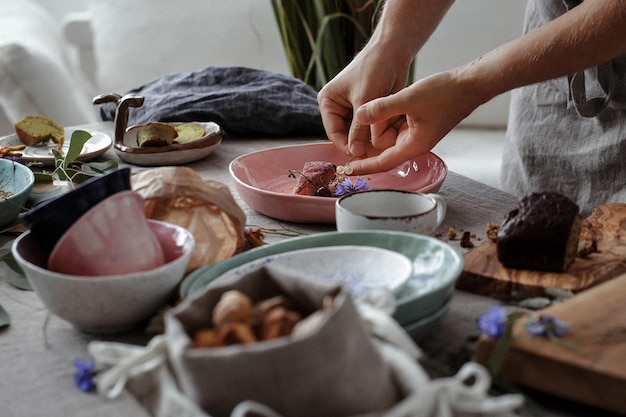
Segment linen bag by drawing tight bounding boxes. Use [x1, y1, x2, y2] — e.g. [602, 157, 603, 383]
[165, 264, 400, 417]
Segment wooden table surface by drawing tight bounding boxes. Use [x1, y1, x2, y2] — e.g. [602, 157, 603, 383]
[0, 122, 616, 417]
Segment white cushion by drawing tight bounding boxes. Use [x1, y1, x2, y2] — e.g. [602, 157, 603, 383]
[0, 44, 98, 127]
[0, 0, 97, 132]
[88, 0, 290, 95]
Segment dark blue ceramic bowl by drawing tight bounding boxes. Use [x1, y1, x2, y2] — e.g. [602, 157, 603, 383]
[20, 168, 132, 252]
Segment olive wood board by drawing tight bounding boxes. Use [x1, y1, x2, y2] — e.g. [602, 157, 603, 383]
[457, 203, 626, 297]
[474, 272, 626, 414]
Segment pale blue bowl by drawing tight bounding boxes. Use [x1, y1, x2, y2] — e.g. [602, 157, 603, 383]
[0, 159, 35, 228]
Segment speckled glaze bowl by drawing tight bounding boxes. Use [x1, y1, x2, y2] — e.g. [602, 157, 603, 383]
[12, 220, 195, 334]
[336, 190, 447, 235]
[208, 245, 413, 299]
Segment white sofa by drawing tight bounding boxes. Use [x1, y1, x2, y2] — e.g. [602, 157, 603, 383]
[0, 0, 526, 190]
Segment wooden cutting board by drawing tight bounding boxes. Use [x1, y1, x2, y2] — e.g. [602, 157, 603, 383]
[475, 272, 626, 414]
[457, 204, 626, 297]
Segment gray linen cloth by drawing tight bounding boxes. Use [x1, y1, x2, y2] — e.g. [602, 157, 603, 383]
[98, 66, 326, 137]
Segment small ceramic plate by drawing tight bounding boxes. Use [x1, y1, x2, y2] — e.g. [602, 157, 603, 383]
[229, 142, 447, 223]
[180, 230, 463, 326]
[208, 245, 413, 299]
[0, 128, 112, 166]
[116, 122, 222, 166]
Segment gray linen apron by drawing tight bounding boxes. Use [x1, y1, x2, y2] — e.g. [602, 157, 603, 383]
[501, 0, 626, 216]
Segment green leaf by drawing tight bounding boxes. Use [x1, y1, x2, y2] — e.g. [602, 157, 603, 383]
[82, 160, 119, 174]
[65, 130, 93, 165]
[29, 184, 66, 206]
[0, 240, 31, 291]
[33, 172, 54, 183]
[4, 266, 31, 291]
[0, 303, 9, 328]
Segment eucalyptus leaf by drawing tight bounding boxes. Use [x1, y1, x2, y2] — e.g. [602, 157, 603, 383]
[29, 185, 65, 206]
[82, 160, 119, 174]
[0, 240, 31, 291]
[0, 303, 9, 328]
[65, 130, 93, 165]
[33, 172, 54, 183]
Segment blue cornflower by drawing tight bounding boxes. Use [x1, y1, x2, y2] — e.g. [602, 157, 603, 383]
[333, 176, 372, 197]
[73, 359, 96, 392]
[477, 305, 507, 339]
[525, 315, 569, 338]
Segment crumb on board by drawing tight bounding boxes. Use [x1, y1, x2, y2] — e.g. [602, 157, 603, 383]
[486, 222, 499, 242]
[460, 231, 475, 248]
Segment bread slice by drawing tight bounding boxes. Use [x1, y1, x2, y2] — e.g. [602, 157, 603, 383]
[136, 122, 178, 147]
[14, 115, 64, 147]
[174, 123, 206, 144]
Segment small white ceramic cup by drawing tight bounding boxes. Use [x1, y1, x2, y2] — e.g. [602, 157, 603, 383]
[335, 190, 447, 235]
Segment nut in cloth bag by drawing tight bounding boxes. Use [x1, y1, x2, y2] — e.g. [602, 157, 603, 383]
[88, 265, 524, 417]
[166, 264, 400, 417]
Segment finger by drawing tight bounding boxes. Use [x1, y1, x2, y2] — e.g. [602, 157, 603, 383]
[348, 146, 411, 175]
[370, 125, 398, 150]
[370, 117, 405, 150]
[347, 120, 372, 157]
[356, 94, 405, 126]
[318, 105, 353, 156]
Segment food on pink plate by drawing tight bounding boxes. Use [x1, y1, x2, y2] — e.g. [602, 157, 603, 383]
[291, 160, 338, 196]
[289, 160, 371, 197]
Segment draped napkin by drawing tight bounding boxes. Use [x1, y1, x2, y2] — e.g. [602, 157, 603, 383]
[98, 66, 326, 137]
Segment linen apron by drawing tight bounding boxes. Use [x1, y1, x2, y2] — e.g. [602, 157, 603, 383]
[501, 0, 626, 216]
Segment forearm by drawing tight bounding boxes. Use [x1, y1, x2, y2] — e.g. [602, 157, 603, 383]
[366, 0, 455, 67]
[456, 0, 626, 105]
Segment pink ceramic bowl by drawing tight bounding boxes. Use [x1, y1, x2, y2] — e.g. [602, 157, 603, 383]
[12, 220, 194, 334]
[48, 190, 165, 276]
[229, 142, 447, 223]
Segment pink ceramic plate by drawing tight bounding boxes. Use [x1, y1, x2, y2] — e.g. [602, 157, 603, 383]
[229, 142, 447, 223]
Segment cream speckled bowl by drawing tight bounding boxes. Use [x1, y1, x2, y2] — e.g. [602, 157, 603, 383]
[12, 220, 194, 334]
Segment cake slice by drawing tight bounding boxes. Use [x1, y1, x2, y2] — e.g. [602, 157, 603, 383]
[496, 192, 581, 272]
[137, 122, 178, 147]
[174, 123, 206, 144]
[14, 115, 64, 147]
[293, 161, 337, 196]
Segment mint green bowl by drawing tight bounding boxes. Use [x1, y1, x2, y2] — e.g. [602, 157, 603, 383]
[0, 159, 34, 228]
[180, 230, 463, 327]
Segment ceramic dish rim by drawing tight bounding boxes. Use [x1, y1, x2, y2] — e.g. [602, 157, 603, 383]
[229, 142, 447, 202]
[115, 121, 222, 155]
[13, 220, 195, 282]
[209, 244, 414, 297]
[180, 230, 463, 306]
[0, 128, 112, 164]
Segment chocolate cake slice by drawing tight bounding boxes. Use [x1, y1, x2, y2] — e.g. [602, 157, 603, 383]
[496, 192, 582, 272]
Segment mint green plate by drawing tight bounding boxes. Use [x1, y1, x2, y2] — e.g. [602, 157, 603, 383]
[180, 231, 463, 326]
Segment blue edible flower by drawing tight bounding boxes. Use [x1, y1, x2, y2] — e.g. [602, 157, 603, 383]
[333, 176, 372, 196]
[477, 305, 507, 339]
[73, 359, 96, 392]
[525, 315, 569, 338]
